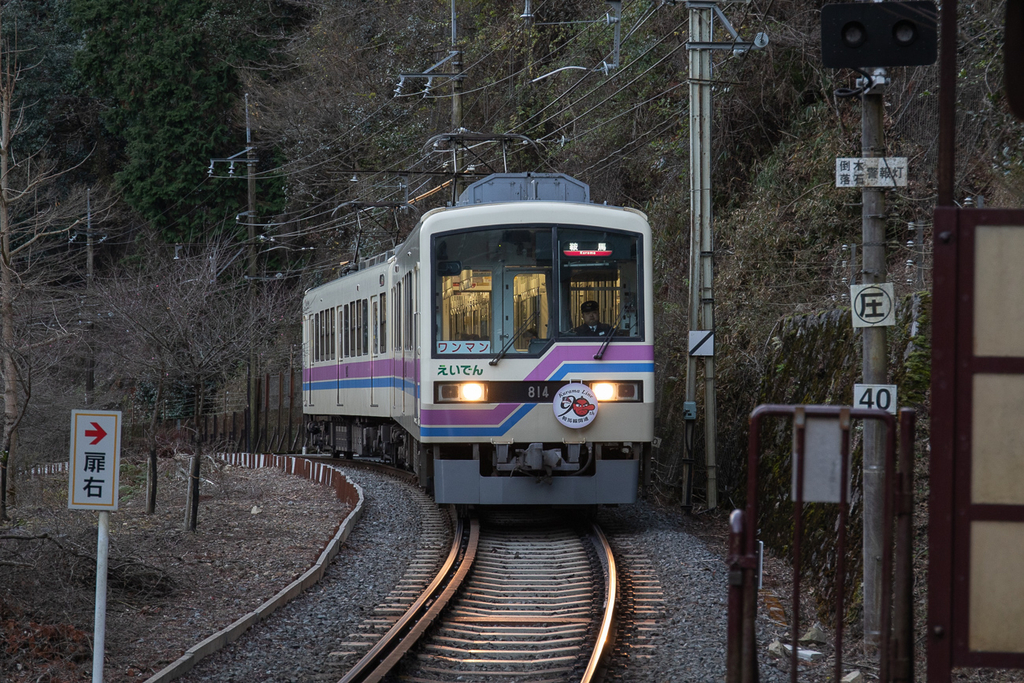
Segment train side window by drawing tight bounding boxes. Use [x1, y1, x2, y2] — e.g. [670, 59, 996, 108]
[349, 301, 356, 359]
[305, 317, 311, 365]
[355, 299, 362, 357]
[362, 299, 369, 355]
[394, 283, 402, 351]
[329, 307, 336, 360]
[343, 304, 350, 357]
[404, 273, 413, 351]
[380, 292, 387, 354]
[313, 312, 320, 363]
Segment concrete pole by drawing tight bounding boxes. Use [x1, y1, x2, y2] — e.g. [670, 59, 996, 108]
[451, 0, 464, 201]
[245, 94, 257, 280]
[85, 189, 94, 406]
[684, 4, 718, 510]
[861, 74, 888, 651]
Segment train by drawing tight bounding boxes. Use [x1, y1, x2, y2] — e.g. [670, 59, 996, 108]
[302, 172, 654, 505]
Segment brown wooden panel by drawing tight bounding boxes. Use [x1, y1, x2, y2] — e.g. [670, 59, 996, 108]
[932, 208, 1024, 677]
[972, 374, 1024, 504]
[969, 521, 1024, 653]
[974, 226, 1024, 357]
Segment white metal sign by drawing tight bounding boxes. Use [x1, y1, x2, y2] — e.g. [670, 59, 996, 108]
[854, 383, 898, 415]
[835, 157, 908, 188]
[552, 383, 599, 429]
[850, 283, 896, 328]
[792, 416, 851, 503]
[689, 330, 715, 357]
[68, 410, 122, 510]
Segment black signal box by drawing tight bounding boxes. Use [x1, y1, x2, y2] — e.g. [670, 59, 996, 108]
[821, 1, 938, 69]
[1008, 0, 1024, 119]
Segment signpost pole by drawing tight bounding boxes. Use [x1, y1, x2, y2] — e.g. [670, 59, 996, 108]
[92, 510, 110, 683]
[68, 409, 121, 683]
[861, 67, 888, 652]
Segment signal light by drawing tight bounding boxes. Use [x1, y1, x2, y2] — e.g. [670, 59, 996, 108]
[842, 22, 866, 49]
[821, 1, 938, 69]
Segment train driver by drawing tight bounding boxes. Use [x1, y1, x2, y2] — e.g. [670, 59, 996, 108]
[572, 300, 613, 336]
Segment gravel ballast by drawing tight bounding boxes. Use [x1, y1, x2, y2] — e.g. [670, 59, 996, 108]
[173, 463, 800, 683]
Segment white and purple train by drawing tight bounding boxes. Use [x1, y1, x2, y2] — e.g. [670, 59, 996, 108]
[302, 173, 654, 505]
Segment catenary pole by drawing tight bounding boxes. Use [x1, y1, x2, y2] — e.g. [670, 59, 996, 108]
[861, 67, 888, 651]
[684, 2, 718, 511]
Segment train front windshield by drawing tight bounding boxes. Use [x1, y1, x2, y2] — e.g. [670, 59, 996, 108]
[433, 226, 641, 355]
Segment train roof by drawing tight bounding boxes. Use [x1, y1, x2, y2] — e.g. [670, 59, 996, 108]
[455, 173, 590, 205]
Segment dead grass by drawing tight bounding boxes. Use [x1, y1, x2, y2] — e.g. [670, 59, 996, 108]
[1, 454, 349, 683]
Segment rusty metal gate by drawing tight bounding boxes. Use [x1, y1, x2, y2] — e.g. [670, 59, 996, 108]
[726, 404, 916, 683]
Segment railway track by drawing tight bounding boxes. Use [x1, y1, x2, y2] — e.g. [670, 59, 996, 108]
[339, 510, 617, 683]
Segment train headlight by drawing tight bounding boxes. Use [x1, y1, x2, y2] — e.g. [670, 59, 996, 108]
[592, 382, 616, 402]
[437, 382, 488, 402]
[585, 381, 641, 402]
[460, 382, 485, 401]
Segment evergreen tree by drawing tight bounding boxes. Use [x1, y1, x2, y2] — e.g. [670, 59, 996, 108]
[70, 0, 295, 241]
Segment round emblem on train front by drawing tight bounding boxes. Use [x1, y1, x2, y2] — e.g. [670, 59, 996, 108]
[552, 383, 599, 429]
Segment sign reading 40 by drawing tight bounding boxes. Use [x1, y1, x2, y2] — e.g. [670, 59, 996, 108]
[853, 383, 898, 415]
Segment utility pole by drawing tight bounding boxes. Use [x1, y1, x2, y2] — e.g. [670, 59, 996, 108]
[450, 0, 465, 202]
[818, 0, 937, 654]
[85, 188, 94, 407]
[209, 97, 261, 452]
[860, 67, 888, 652]
[685, 2, 716, 511]
[246, 94, 257, 280]
[245, 94, 258, 455]
[682, 3, 766, 511]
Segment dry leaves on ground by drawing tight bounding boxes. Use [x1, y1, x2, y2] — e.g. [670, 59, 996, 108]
[1, 454, 350, 683]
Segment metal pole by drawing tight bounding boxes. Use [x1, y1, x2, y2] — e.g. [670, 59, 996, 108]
[861, 70, 888, 652]
[92, 510, 109, 683]
[893, 408, 917, 682]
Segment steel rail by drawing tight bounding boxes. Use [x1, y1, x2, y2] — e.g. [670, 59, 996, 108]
[581, 522, 618, 683]
[337, 515, 480, 683]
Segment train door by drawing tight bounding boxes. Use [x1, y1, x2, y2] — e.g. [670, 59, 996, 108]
[392, 283, 401, 415]
[413, 267, 420, 422]
[337, 304, 348, 407]
[303, 314, 312, 406]
[370, 295, 379, 407]
[402, 272, 413, 415]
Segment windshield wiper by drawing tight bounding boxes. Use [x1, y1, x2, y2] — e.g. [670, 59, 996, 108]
[489, 311, 539, 366]
[594, 307, 624, 360]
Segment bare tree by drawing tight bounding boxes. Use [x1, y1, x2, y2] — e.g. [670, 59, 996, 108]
[98, 243, 292, 530]
[0, 10, 101, 521]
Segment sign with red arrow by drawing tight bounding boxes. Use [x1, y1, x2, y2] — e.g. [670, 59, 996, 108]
[85, 422, 108, 445]
[68, 410, 122, 510]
